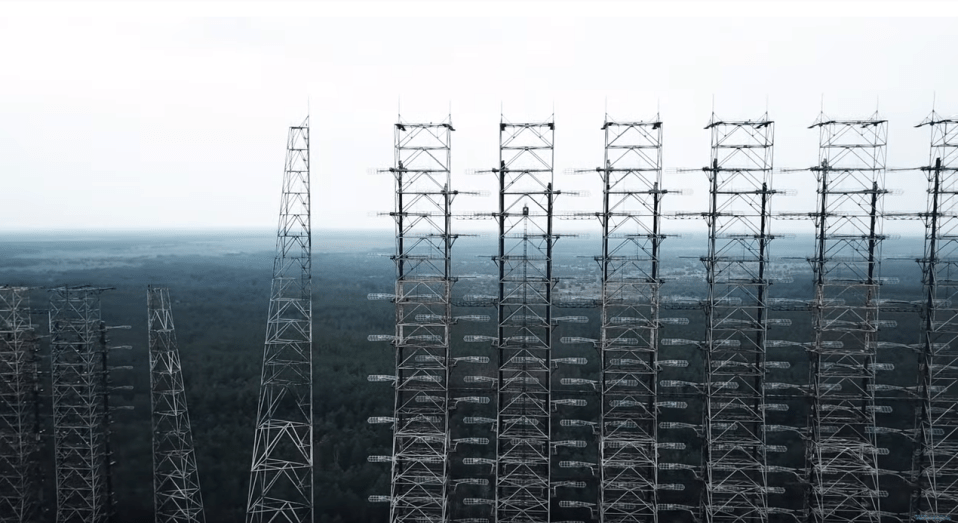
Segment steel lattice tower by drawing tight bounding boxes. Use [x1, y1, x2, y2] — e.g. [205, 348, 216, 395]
[367, 115, 457, 523]
[699, 113, 778, 522]
[911, 111, 958, 517]
[247, 117, 313, 523]
[593, 115, 677, 522]
[491, 115, 556, 523]
[0, 286, 40, 523]
[806, 112, 887, 523]
[49, 286, 114, 523]
[148, 286, 206, 523]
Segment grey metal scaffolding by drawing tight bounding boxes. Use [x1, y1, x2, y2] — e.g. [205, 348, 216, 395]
[911, 111, 958, 518]
[49, 286, 114, 523]
[348, 105, 958, 522]
[366, 115, 457, 523]
[148, 286, 205, 523]
[0, 286, 40, 523]
[592, 115, 684, 523]
[698, 113, 779, 522]
[493, 116, 557, 523]
[806, 112, 888, 523]
[453, 115, 565, 523]
[247, 117, 313, 523]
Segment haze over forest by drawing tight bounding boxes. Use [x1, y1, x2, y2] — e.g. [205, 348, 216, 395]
[0, 229, 937, 521]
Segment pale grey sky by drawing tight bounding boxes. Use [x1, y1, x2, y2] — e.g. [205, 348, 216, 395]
[1, 2, 955, 236]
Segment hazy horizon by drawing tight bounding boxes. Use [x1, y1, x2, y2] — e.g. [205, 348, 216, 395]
[2, 4, 957, 235]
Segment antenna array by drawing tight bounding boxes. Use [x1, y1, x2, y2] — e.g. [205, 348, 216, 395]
[806, 113, 888, 522]
[366, 116, 457, 523]
[247, 117, 314, 523]
[699, 114, 778, 522]
[148, 286, 205, 523]
[593, 116, 678, 522]
[489, 117, 560, 523]
[911, 112, 958, 518]
[0, 286, 40, 523]
[49, 286, 115, 523]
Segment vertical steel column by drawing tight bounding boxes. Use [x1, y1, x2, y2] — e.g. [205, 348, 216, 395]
[700, 114, 777, 523]
[368, 115, 456, 523]
[594, 116, 677, 522]
[911, 111, 958, 518]
[148, 286, 206, 523]
[247, 117, 313, 523]
[49, 286, 114, 523]
[806, 113, 888, 523]
[0, 286, 40, 523]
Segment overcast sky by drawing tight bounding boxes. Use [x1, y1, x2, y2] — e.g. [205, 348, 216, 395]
[1, 1, 955, 236]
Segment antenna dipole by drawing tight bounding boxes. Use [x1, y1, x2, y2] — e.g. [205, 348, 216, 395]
[0, 286, 40, 523]
[49, 285, 116, 523]
[149, 286, 206, 523]
[806, 111, 887, 523]
[247, 117, 313, 523]
[911, 110, 958, 518]
[366, 114, 457, 523]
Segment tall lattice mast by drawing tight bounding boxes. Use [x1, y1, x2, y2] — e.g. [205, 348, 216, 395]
[911, 111, 958, 517]
[49, 286, 115, 523]
[806, 112, 888, 523]
[593, 115, 680, 522]
[0, 286, 40, 523]
[699, 113, 778, 522]
[148, 286, 205, 523]
[491, 115, 556, 523]
[366, 114, 457, 523]
[247, 117, 313, 523]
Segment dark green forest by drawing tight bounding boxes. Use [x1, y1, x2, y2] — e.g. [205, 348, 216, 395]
[0, 230, 933, 522]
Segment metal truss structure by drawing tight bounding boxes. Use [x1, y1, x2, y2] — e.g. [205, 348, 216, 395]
[0, 286, 40, 523]
[592, 115, 677, 523]
[471, 115, 606, 523]
[805, 112, 888, 523]
[911, 111, 958, 518]
[697, 113, 779, 522]
[148, 286, 205, 523]
[475, 115, 561, 523]
[366, 115, 457, 523]
[247, 117, 313, 523]
[492, 116, 557, 523]
[49, 286, 115, 523]
[345, 107, 958, 522]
